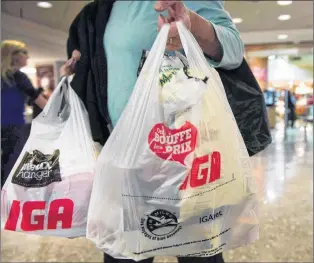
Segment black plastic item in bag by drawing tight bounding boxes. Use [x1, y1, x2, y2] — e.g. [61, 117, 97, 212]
[137, 51, 271, 157]
[216, 59, 272, 156]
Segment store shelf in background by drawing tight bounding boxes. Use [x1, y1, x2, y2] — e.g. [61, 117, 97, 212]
[36, 65, 55, 91]
[268, 56, 312, 83]
[246, 57, 268, 90]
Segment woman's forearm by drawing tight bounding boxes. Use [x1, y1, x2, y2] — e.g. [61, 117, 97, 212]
[189, 10, 223, 62]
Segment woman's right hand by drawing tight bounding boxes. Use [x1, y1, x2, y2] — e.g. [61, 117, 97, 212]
[60, 50, 81, 77]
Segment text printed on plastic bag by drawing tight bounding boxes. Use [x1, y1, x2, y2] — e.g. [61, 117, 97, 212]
[148, 122, 197, 165]
[180, 152, 221, 190]
[5, 198, 74, 231]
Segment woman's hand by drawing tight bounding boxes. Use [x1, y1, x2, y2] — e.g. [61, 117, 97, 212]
[59, 50, 81, 77]
[155, 1, 224, 62]
[154, 0, 191, 51]
[34, 93, 48, 109]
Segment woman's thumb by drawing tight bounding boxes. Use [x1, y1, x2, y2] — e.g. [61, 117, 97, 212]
[158, 14, 167, 31]
[72, 50, 81, 61]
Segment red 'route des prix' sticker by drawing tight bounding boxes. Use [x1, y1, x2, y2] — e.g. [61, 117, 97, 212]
[148, 122, 198, 165]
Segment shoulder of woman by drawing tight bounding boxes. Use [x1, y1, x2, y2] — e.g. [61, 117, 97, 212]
[13, 70, 31, 84]
[1, 73, 16, 87]
[14, 70, 27, 79]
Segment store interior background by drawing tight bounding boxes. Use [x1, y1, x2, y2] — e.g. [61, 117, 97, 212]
[1, 1, 313, 262]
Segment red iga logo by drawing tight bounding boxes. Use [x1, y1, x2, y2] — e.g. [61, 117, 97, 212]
[180, 152, 221, 190]
[4, 198, 74, 231]
[148, 122, 198, 165]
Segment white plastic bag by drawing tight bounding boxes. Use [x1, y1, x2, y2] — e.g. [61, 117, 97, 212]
[87, 22, 258, 261]
[1, 77, 96, 237]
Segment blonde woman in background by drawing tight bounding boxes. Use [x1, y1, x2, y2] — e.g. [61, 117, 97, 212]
[1, 40, 47, 188]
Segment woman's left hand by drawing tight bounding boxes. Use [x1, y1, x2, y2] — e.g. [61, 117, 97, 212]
[59, 50, 81, 77]
[154, 0, 191, 51]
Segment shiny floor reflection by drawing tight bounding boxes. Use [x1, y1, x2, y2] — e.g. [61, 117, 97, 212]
[1, 124, 313, 262]
[223, 124, 313, 262]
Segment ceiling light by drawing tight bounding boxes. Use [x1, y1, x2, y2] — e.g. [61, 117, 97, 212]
[232, 18, 243, 24]
[278, 14, 291, 21]
[37, 2, 52, 8]
[278, 34, 288, 40]
[277, 1, 293, 6]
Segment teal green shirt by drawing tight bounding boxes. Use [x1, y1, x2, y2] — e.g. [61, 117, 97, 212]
[104, 1, 244, 127]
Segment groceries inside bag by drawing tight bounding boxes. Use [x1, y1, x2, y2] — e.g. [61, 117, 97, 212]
[87, 22, 259, 261]
[1, 77, 97, 238]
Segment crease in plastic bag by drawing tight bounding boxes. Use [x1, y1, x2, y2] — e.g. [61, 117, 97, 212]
[1, 77, 97, 237]
[87, 22, 259, 261]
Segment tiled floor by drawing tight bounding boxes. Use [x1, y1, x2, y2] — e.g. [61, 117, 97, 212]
[1, 124, 313, 262]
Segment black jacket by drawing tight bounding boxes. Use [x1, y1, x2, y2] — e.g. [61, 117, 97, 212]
[67, 1, 113, 145]
[67, 0, 271, 155]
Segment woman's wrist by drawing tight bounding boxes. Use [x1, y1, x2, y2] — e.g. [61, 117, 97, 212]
[189, 10, 214, 42]
[188, 9, 223, 62]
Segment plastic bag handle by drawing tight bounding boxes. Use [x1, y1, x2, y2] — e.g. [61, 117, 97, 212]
[65, 85, 95, 161]
[140, 21, 211, 79]
[138, 23, 170, 80]
[42, 76, 68, 118]
[176, 21, 211, 76]
[176, 21, 229, 102]
[140, 21, 222, 98]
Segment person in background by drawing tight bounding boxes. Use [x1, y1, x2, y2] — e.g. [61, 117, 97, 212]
[1, 40, 48, 188]
[307, 95, 313, 106]
[63, 1, 245, 263]
[287, 91, 297, 128]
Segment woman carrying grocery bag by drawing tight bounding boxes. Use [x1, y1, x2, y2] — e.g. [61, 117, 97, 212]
[1, 40, 48, 188]
[62, 1, 271, 262]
